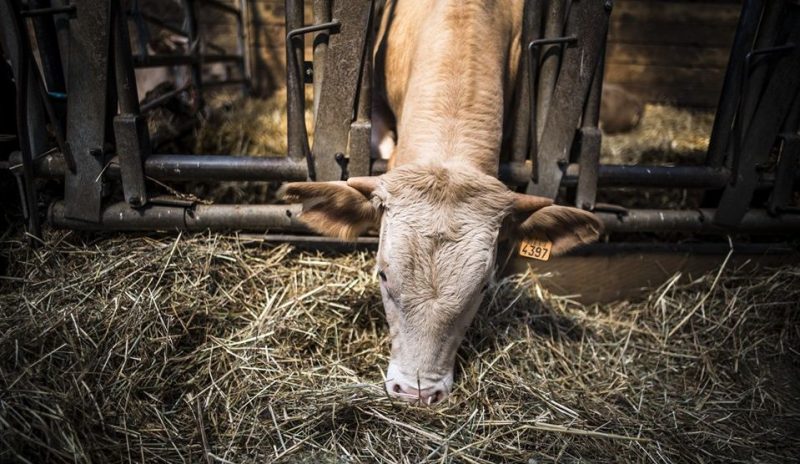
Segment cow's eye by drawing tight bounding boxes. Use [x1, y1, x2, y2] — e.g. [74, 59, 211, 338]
[378, 270, 387, 282]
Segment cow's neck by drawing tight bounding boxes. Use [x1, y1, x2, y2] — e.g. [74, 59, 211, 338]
[392, 1, 510, 176]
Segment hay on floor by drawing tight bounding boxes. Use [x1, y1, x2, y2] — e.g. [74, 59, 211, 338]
[1, 232, 799, 463]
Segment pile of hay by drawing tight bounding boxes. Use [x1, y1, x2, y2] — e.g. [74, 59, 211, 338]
[2, 232, 799, 462]
[602, 104, 715, 166]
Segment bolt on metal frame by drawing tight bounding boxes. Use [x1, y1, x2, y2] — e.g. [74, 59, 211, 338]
[1, 0, 799, 241]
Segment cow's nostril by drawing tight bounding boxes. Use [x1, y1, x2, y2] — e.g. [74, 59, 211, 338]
[429, 390, 442, 404]
[392, 383, 402, 393]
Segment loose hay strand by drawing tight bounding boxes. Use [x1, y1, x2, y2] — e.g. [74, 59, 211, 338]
[1, 232, 799, 463]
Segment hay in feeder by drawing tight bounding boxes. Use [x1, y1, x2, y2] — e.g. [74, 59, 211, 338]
[1, 232, 799, 463]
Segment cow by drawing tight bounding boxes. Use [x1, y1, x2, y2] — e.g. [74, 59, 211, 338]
[281, 0, 603, 406]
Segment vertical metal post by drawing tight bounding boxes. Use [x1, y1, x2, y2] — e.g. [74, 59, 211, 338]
[348, 4, 373, 178]
[715, 11, 800, 227]
[705, 0, 764, 168]
[285, 0, 312, 179]
[527, 0, 611, 199]
[311, 0, 372, 181]
[536, 0, 566, 141]
[575, 38, 605, 211]
[312, 0, 331, 119]
[236, 0, 250, 94]
[510, 0, 542, 166]
[63, 0, 113, 222]
[113, 0, 149, 207]
[181, 0, 204, 108]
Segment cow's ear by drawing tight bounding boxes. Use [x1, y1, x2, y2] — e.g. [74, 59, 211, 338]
[279, 180, 379, 240]
[508, 193, 603, 256]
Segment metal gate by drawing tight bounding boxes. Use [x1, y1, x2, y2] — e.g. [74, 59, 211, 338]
[2, 0, 799, 242]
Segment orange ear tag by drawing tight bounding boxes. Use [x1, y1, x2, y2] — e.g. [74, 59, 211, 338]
[519, 238, 552, 261]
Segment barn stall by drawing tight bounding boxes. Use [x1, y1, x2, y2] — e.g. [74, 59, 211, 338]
[1, 0, 799, 462]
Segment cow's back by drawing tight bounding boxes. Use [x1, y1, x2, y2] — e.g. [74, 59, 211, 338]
[374, 0, 524, 174]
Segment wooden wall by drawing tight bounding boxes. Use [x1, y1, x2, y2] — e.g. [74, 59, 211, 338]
[240, 0, 741, 107]
[605, 0, 741, 108]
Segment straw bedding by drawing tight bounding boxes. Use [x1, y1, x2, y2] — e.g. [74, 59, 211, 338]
[1, 232, 799, 463]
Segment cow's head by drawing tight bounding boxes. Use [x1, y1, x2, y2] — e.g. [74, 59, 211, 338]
[281, 161, 602, 405]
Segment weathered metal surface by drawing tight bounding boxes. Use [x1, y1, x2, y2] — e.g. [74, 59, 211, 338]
[312, 0, 332, 118]
[510, 0, 542, 166]
[64, 0, 112, 223]
[311, 0, 372, 181]
[113, 1, 148, 207]
[528, 0, 610, 198]
[49, 201, 309, 231]
[1, 0, 47, 239]
[715, 14, 800, 227]
[705, 0, 764, 168]
[535, 0, 567, 141]
[347, 7, 374, 179]
[767, 134, 799, 214]
[574, 128, 600, 210]
[599, 209, 800, 233]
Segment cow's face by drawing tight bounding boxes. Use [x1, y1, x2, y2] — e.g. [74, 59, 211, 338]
[281, 162, 602, 406]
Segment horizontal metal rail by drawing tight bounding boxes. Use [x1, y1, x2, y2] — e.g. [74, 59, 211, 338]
[26, 152, 308, 182]
[20, 151, 794, 190]
[133, 53, 242, 68]
[596, 209, 800, 233]
[46, 198, 800, 234]
[49, 201, 308, 231]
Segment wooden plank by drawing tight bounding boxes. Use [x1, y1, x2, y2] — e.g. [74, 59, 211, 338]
[606, 82, 723, 108]
[605, 63, 726, 88]
[606, 43, 730, 68]
[612, 0, 741, 24]
[609, 20, 737, 46]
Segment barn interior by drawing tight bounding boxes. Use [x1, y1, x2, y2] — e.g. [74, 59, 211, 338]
[1, 0, 799, 463]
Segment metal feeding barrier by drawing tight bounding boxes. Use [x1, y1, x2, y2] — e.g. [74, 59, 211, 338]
[1, 0, 799, 244]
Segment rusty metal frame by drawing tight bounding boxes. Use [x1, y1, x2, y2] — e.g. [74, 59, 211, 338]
[0, 0, 799, 241]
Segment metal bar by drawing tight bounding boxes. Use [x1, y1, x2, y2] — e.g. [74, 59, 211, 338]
[140, 83, 192, 113]
[715, 11, 800, 227]
[705, 0, 764, 168]
[767, 134, 799, 214]
[235, 0, 249, 94]
[348, 1, 374, 178]
[63, 0, 112, 222]
[29, 152, 308, 182]
[737, 0, 786, 142]
[49, 201, 309, 231]
[138, 11, 189, 39]
[510, 0, 542, 166]
[527, 35, 575, 174]
[285, 0, 308, 176]
[196, 0, 240, 16]
[113, 0, 149, 207]
[312, 0, 332, 118]
[181, 0, 204, 108]
[20, 4, 75, 17]
[574, 35, 606, 210]
[732, 43, 796, 182]
[46, 200, 800, 235]
[528, 0, 610, 198]
[574, 128, 600, 210]
[536, 0, 567, 141]
[132, 53, 242, 68]
[311, 0, 373, 181]
[565, 164, 731, 189]
[29, 0, 67, 96]
[139, 154, 308, 181]
[598, 209, 800, 234]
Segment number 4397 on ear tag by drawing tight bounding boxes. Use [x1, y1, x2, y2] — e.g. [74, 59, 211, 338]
[519, 238, 552, 261]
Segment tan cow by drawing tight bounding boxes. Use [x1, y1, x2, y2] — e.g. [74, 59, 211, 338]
[282, 0, 603, 406]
